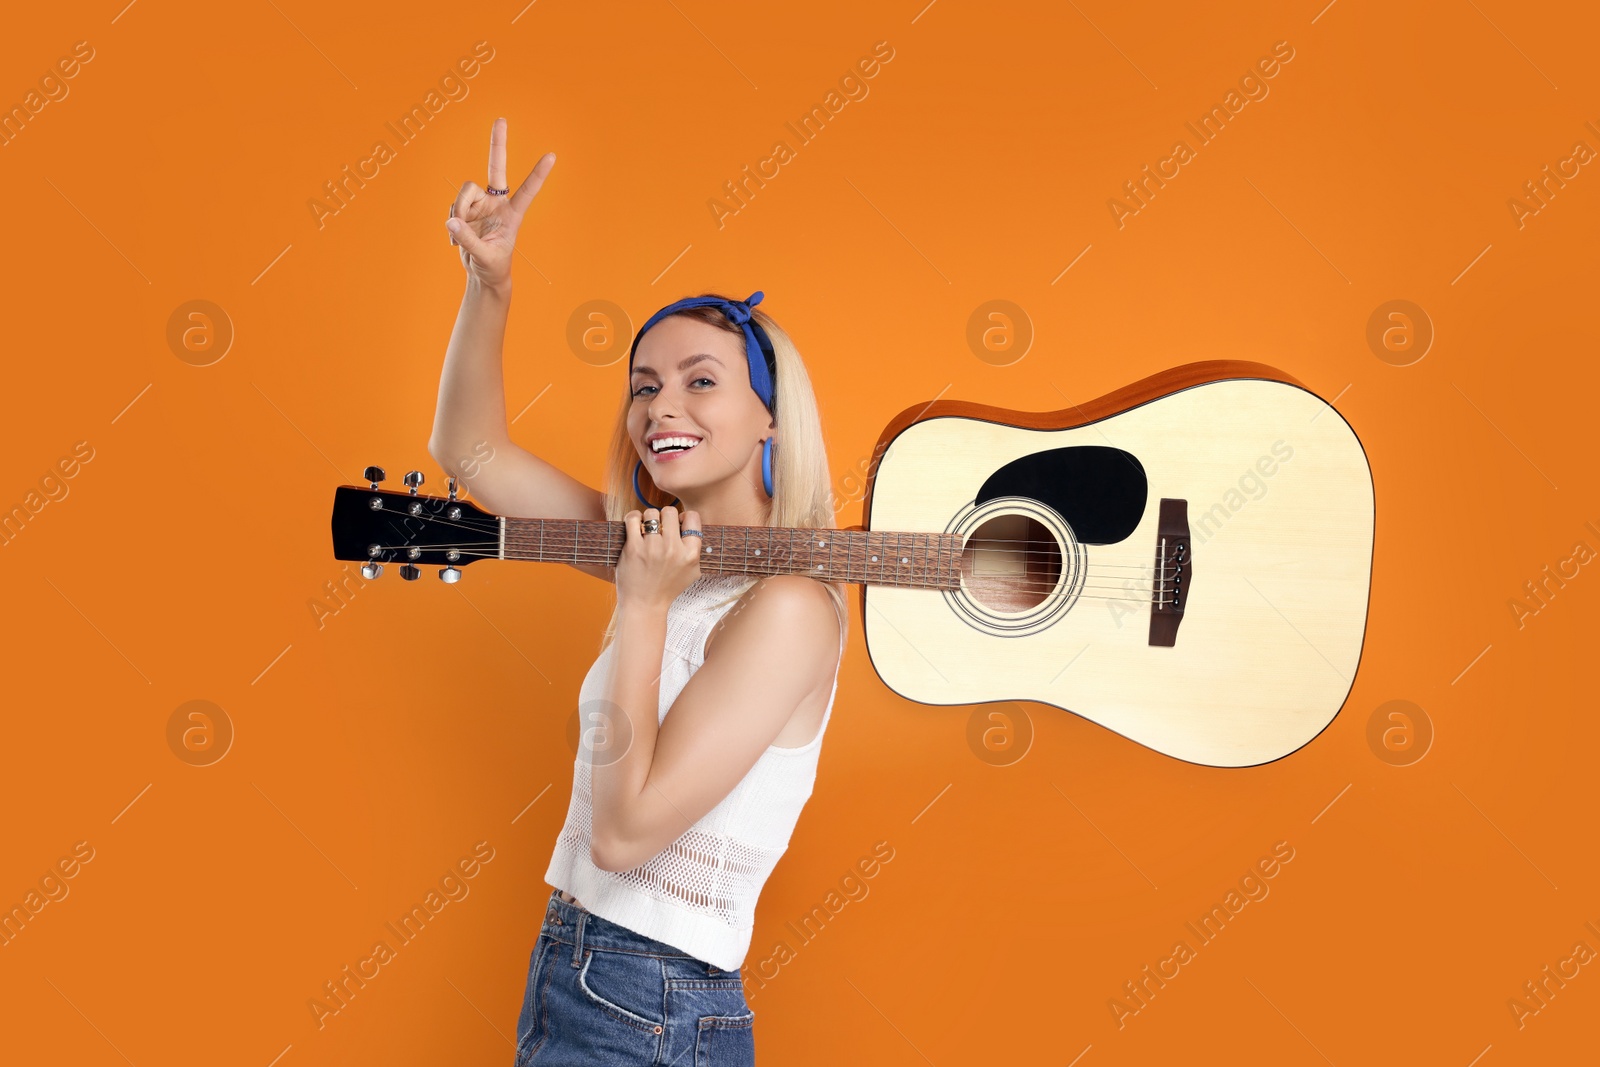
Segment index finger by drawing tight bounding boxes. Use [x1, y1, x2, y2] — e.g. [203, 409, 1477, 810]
[487, 117, 508, 191]
[509, 151, 556, 215]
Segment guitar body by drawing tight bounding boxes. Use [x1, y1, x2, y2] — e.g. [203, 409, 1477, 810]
[859, 361, 1374, 767]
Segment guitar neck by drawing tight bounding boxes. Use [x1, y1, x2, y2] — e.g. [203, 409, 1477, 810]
[502, 517, 962, 590]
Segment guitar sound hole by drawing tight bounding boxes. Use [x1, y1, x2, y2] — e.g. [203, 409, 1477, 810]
[960, 514, 1062, 613]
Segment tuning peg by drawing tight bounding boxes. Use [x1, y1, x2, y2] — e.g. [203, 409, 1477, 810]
[404, 470, 425, 495]
[361, 562, 383, 580]
[364, 465, 386, 489]
[439, 565, 462, 583]
[399, 564, 421, 581]
[447, 475, 459, 502]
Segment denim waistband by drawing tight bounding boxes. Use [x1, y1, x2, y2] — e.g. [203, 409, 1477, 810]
[541, 888, 728, 971]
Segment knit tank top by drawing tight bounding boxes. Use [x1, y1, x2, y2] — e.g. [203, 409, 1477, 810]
[543, 573, 846, 971]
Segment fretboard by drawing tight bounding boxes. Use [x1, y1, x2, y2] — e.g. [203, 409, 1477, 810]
[501, 518, 962, 590]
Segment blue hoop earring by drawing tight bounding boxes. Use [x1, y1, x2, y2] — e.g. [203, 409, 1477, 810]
[761, 438, 774, 498]
[633, 460, 681, 509]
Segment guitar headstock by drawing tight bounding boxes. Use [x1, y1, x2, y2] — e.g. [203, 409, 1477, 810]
[330, 466, 498, 582]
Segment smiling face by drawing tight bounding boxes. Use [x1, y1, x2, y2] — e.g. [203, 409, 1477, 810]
[627, 314, 776, 516]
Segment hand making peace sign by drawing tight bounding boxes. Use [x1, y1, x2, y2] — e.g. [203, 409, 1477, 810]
[446, 117, 556, 291]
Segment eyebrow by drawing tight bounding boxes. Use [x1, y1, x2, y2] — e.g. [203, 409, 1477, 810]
[631, 353, 724, 377]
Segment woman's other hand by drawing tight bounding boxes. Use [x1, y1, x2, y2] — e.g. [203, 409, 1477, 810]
[446, 116, 555, 293]
[617, 507, 703, 612]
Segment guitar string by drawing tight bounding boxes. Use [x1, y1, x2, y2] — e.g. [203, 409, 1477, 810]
[362, 544, 1183, 602]
[368, 541, 1184, 586]
[360, 526, 1186, 590]
[361, 526, 1186, 568]
[352, 505, 1189, 564]
[353, 514, 1189, 597]
[365, 559, 1175, 603]
[367, 539, 1177, 579]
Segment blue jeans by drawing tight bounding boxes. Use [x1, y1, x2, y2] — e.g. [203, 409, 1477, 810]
[515, 889, 756, 1066]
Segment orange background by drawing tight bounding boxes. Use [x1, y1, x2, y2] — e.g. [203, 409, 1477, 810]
[2, 1, 1597, 1063]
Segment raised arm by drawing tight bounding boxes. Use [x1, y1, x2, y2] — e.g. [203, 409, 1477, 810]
[429, 118, 613, 582]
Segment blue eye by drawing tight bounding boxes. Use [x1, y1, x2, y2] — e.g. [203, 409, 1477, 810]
[632, 377, 715, 398]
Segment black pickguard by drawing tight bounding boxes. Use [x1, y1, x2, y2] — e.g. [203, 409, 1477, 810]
[973, 445, 1147, 544]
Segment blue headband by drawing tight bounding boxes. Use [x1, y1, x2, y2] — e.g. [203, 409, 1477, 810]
[627, 290, 776, 414]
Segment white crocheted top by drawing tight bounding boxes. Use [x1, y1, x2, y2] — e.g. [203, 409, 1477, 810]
[543, 572, 846, 971]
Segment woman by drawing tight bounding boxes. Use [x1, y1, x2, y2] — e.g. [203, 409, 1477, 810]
[430, 117, 849, 1066]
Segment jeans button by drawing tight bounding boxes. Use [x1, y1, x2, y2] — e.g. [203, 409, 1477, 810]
[652, 1025, 663, 1034]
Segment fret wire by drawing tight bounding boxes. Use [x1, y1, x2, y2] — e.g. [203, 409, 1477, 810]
[507, 519, 968, 590]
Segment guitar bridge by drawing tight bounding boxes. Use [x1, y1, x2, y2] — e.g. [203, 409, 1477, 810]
[1149, 498, 1189, 647]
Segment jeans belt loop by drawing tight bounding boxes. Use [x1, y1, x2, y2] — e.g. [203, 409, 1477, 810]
[570, 909, 588, 968]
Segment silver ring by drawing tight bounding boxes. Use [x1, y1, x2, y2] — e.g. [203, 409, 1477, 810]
[486, 186, 509, 196]
[682, 529, 702, 538]
[641, 518, 661, 534]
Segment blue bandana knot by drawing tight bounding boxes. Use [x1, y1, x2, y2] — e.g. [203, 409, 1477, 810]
[724, 291, 764, 325]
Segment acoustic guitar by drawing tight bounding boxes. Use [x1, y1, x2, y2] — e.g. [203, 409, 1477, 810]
[330, 360, 1373, 767]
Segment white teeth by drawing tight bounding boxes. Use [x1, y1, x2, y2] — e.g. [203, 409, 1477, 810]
[650, 436, 701, 453]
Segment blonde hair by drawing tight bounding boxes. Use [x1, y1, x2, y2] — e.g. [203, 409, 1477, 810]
[596, 297, 847, 654]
